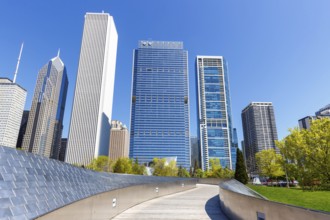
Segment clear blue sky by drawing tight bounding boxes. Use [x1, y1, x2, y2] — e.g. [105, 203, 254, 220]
[1, 0, 330, 144]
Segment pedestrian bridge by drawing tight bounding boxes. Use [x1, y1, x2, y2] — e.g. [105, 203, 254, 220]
[1, 146, 329, 220]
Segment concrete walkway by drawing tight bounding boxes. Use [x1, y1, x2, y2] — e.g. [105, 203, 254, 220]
[112, 184, 229, 220]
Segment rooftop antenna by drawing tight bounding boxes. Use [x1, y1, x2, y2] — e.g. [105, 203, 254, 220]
[57, 48, 60, 57]
[13, 42, 24, 83]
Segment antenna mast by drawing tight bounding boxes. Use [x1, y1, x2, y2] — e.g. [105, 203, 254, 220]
[13, 43, 24, 83]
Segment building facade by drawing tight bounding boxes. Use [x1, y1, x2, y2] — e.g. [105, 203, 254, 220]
[66, 12, 118, 165]
[0, 78, 26, 148]
[231, 128, 238, 170]
[16, 110, 29, 148]
[190, 136, 200, 168]
[130, 41, 190, 169]
[196, 56, 233, 170]
[22, 56, 68, 159]
[241, 102, 278, 174]
[59, 138, 67, 162]
[108, 120, 129, 161]
[299, 104, 330, 130]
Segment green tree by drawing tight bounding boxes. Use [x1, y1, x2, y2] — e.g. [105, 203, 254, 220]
[277, 118, 330, 189]
[256, 149, 284, 183]
[131, 158, 145, 175]
[178, 165, 190, 177]
[194, 168, 204, 178]
[234, 148, 248, 184]
[152, 158, 178, 177]
[87, 156, 111, 172]
[113, 157, 132, 174]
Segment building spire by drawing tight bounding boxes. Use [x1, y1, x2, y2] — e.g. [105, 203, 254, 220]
[57, 48, 60, 57]
[13, 42, 24, 83]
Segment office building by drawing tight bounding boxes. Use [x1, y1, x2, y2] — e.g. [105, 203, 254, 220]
[299, 104, 330, 130]
[108, 120, 129, 161]
[16, 110, 29, 148]
[196, 56, 233, 170]
[66, 12, 118, 165]
[231, 128, 238, 170]
[0, 78, 26, 148]
[190, 136, 200, 168]
[59, 138, 67, 162]
[130, 41, 190, 169]
[22, 54, 68, 159]
[241, 102, 278, 174]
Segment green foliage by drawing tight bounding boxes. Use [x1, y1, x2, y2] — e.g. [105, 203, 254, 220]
[194, 169, 204, 178]
[204, 158, 234, 178]
[113, 157, 132, 174]
[87, 156, 111, 172]
[234, 148, 248, 184]
[256, 149, 284, 180]
[277, 118, 330, 189]
[178, 165, 190, 177]
[152, 158, 178, 177]
[131, 158, 145, 175]
[248, 184, 330, 212]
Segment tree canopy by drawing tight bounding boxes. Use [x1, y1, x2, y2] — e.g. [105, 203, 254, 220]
[256, 149, 284, 179]
[234, 148, 248, 184]
[277, 118, 330, 189]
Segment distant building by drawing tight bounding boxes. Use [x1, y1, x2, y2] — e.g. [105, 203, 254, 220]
[190, 136, 200, 168]
[196, 56, 233, 170]
[66, 12, 118, 166]
[16, 110, 29, 148]
[298, 116, 316, 130]
[59, 138, 67, 162]
[315, 104, 330, 116]
[22, 55, 68, 159]
[129, 40, 190, 169]
[0, 78, 27, 148]
[231, 128, 238, 170]
[241, 102, 278, 174]
[108, 120, 129, 161]
[298, 104, 330, 130]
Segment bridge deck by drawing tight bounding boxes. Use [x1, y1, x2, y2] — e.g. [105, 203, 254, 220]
[113, 184, 228, 220]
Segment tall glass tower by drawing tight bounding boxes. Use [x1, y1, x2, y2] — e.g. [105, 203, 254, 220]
[196, 56, 233, 170]
[22, 55, 68, 159]
[66, 12, 118, 166]
[130, 41, 190, 169]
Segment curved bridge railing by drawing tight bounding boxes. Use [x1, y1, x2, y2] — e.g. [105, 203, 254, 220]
[219, 179, 330, 220]
[0, 146, 196, 219]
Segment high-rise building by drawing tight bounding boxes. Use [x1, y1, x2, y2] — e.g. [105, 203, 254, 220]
[316, 104, 330, 117]
[66, 12, 118, 165]
[130, 41, 190, 169]
[22, 55, 68, 159]
[298, 104, 330, 130]
[196, 56, 233, 170]
[16, 110, 29, 148]
[108, 120, 129, 161]
[59, 138, 67, 162]
[241, 102, 278, 174]
[0, 78, 27, 148]
[231, 128, 238, 170]
[190, 136, 200, 168]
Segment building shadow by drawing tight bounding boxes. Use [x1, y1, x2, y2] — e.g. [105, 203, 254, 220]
[205, 195, 223, 219]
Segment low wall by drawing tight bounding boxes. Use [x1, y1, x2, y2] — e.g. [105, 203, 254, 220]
[38, 179, 196, 220]
[219, 179, 330, 220]
[197, 178, 225, 185]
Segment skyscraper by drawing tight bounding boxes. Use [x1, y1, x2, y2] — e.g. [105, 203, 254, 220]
[66, 12, 118, 165]
[16, 110, 29, 148]
[130, 41, 190, 169]
[298, 104, 330, 130]
[196, 56, 233, 170]
[241, 102, 278, 174]
[231, 128, 238, 170]
[0, 78, 26, 148]
[108, 120, 129, 161]
[22, 54, 68, 159]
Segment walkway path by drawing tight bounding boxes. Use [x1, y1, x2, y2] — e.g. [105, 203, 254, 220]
[112, 184, 228, 220]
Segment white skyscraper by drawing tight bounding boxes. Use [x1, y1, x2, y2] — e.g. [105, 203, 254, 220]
[66, 12, 118, 165]
[0, 79, 26, 148]
[0, 44, 27, 148]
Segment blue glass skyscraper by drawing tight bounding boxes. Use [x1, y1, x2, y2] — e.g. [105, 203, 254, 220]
[196, 56, 233, 170]
[130, 41, 190, 169]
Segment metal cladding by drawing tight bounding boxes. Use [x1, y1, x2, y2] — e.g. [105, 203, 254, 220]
[0, 146, 191, 219]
